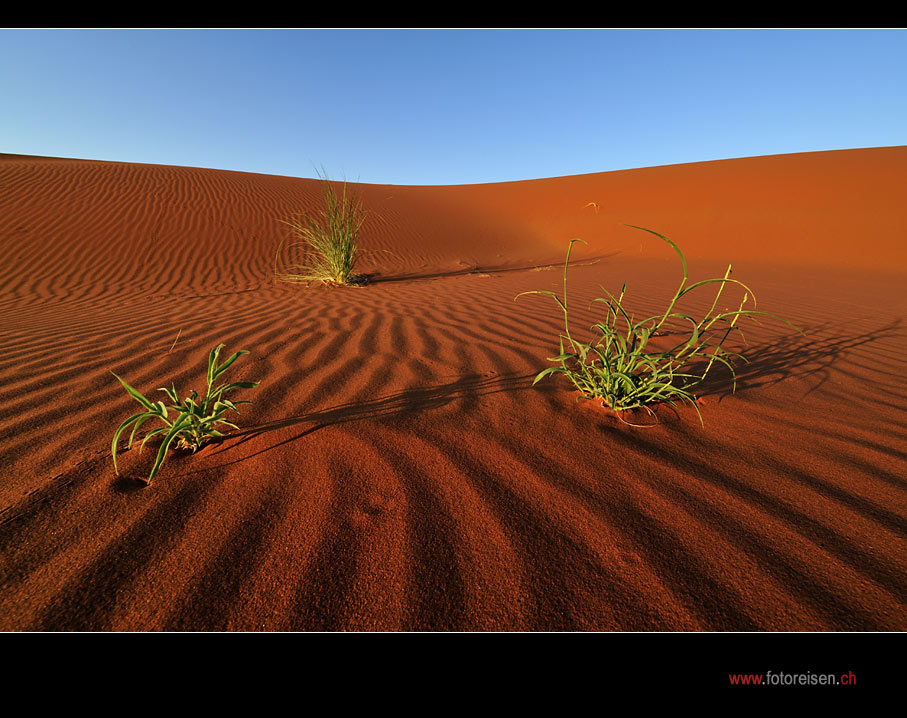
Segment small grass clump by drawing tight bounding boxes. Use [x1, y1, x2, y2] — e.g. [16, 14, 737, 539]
[275, 174, 366, 286]
[517, 225, 798, 425]
[111, 344, 259, 485]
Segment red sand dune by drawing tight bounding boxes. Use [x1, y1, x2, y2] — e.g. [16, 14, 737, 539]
[1, 147, 905, 631]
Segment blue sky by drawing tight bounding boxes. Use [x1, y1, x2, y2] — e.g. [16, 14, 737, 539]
[2, 28, 905, 185]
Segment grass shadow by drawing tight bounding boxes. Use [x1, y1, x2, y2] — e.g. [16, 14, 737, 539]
[691, 318, 904, 401]
[362, 254, 615, 285]
[216, 370, 533, 456]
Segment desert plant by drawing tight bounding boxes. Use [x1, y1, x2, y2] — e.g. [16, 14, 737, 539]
[111, 344, 259, 484]
[275, 173, 366, 286]
[516, 226, 798, 425]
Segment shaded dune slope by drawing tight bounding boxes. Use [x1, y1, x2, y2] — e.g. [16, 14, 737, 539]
[1, 148, 905, 631]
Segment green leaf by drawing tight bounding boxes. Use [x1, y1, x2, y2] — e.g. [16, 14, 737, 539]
[215, 381, 259, 395]
[159, 384, 180, 404]
[112, 411, 149, 476]
[140, 426, 169, 451]
[532, 367, 562, 385]
[112, 372, 154, 410]
[212, 349, 249, 383]
[207, 344, 225, 388]
[146, 416, 192, 485]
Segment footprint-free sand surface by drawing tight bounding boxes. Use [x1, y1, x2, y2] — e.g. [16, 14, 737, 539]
[1, 147, 905, 631]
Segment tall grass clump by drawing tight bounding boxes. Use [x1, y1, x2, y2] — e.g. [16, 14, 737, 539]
[517, 225, 798, 425]
[111, 344, 259, 485]
[275, 174, 366, 286]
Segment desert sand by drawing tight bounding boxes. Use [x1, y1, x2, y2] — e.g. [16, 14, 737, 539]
[1, 147, 905, 631]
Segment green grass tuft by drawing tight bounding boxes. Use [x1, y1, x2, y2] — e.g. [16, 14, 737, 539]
[516, 225, 800, 426]
[111, 344, 259, 485]
[275, 173, 366, 286]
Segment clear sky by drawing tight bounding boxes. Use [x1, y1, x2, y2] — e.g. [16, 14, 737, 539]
[2, 28, 905, 185]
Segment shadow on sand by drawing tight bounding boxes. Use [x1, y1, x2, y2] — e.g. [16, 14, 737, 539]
[360, 254, 612, 285]
[157, 318, 905, 466]
[225, 370, 534, 450]
[691, 318, 904, 402]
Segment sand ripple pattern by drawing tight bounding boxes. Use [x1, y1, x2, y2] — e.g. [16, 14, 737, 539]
[1, 152, 906, 630]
